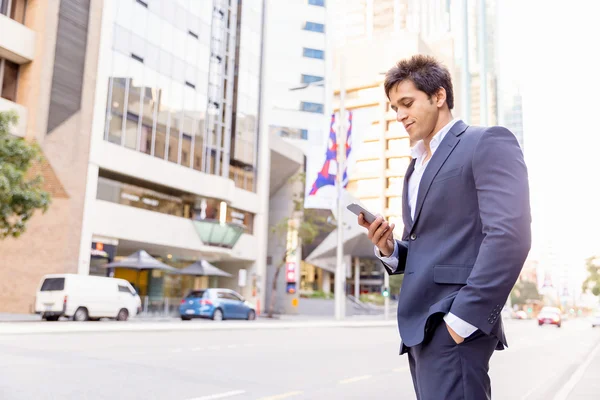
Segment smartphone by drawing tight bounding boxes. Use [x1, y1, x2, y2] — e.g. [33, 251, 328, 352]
[346, 203, 377, 224]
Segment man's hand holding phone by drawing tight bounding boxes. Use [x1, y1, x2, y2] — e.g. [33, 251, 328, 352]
[357, 213, 396, 257]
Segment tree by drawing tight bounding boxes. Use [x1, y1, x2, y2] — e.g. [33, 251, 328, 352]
[268, 172, 329, 318]
[582, 256, 600, 296]
[0, 111, 51, 239]
[510, 279, 542, 307]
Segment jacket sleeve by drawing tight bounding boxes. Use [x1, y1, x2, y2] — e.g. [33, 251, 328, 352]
[449, 126, 532, 335]
[376, 225, 409, 275]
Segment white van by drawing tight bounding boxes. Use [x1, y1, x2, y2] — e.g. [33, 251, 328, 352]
[35, 274, 142, 321]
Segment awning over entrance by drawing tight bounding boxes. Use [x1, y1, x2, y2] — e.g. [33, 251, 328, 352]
[177, 260, 233, 277]
[101, 250, 180, 273]
[192, 219, 245, 248]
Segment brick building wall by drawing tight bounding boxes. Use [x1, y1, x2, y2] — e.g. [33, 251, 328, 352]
[0, 0, 103, 313]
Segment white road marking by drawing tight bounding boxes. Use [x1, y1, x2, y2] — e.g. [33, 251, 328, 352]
[172, 348, 182, 353]
[208, 345, 220, 350]
[227, 344, 237, 349]
[339, 374, 372, 384]
[393, 367, 409, 373]
[258, 391, 303, 400]
[191, 347, 204, 351]
[553, 340, 600, 400]
[186, 389, 246, 400]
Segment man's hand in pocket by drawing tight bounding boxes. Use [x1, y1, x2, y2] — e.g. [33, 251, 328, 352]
[445, 323, 465, 344]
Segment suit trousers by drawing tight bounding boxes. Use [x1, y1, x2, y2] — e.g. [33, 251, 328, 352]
[407, 318, 499, 400]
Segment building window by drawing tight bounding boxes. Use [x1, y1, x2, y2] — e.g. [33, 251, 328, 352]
[0, 0, 27, 24]
[301, 102, 324, 114]
[303, 48, 325, 60]
[308, 0, 325, 6]
[300, 129, 308, 140]
[0, 58, 19, 102]
[304, 21, 325, 33]
[301, 74, 323, 84]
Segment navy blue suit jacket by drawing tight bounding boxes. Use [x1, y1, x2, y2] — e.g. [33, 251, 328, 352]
[382, 120, 531, 354]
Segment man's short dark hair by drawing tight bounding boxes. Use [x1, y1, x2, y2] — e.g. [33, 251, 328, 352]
[384, 55, 454, 110]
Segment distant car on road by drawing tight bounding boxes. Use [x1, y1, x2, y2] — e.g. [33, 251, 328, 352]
[538, 306, 562, 328]
[179, 288, 256, 321]
[514, 310, 528, 320]
[591, 312, 600, 328]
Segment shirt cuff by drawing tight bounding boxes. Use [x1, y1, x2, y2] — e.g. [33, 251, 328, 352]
[444, 312, 478, 339]
[374, 241, 399, 270]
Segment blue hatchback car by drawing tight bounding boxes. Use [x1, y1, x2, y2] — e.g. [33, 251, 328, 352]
[179, 288, 256, 321]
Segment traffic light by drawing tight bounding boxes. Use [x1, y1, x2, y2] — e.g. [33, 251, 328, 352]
[382, 287, 389, 297]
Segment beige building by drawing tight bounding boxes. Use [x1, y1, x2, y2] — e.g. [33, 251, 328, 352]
[0, 0, 284, 315]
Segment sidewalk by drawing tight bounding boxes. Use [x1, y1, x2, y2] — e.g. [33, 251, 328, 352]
[0, 313, 397, 335]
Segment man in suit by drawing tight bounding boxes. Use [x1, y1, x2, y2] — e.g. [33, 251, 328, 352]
[357, 55, 531, 399]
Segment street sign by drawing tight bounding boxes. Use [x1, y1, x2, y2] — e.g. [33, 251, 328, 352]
[238, 269, 247, 287]
[292, 298, 298, 307]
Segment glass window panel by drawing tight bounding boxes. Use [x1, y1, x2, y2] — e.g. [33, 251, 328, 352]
[154, 103, 169, 160]
[181, 133, 192, 167]
[193, 119, 204, 171]
[124, 112, 139, 150]
[387, 157, 411, 172]
[159, 21, 174, 53]
[146, 11, 162, 47]
[168, 111, 181, 163]
[1, 59, 19, 102]
[185, 36, 198, 66]
[172, 57, 185, 84]
[106, 78, 126, 144]
[131, 2, 147, 37]
[159, 48, 172, 77]
[113, 25, 131, 55]
[172, 28, 186, 60]
[145, 41, 159, 72]
[115, 0, 133, 30]
[131, 33, 146, 60]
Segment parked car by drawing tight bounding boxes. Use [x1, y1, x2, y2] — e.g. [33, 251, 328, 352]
[537, 306, 562, 328]
[179, 288, 255, 321]
[35, 274, 141, 321]
[591, 312, 600, 328]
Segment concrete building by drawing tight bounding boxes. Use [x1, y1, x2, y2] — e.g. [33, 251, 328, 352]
[304, 1, 458, 298]
[261, 0, 328, 314]
[0, 0, 278, 314]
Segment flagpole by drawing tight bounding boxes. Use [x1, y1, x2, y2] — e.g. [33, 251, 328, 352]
[334, 51, 346, 321]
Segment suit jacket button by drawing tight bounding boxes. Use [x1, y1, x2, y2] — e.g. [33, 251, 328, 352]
[410, 233, 417, 240]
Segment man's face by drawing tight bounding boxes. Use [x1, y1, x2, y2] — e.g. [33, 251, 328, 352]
[389, 80, 442, 143]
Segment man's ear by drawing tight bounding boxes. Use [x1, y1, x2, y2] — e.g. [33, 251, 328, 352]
[435, 87, 447, 108]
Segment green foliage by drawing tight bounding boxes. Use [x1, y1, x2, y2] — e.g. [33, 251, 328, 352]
[582, 256, 600, 296]
[0, 111, 51, 239]
[510, 279, 542, 306]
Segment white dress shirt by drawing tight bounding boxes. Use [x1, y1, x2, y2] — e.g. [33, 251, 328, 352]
[375, 118, 478, 339]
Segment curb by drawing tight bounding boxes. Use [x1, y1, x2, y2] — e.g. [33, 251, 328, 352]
[0, 319, 397, 335]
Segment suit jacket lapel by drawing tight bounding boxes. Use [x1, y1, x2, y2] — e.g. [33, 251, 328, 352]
[402, 158, 416, 233]
[410, 120, 468, 232]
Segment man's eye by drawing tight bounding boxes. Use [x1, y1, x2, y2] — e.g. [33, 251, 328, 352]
[404, 102, 413, 108]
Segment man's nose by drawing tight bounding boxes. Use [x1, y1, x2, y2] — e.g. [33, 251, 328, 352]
[396, 110, 408, 123]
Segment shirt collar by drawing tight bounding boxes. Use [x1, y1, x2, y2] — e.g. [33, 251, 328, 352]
[411, 118, 460, 160]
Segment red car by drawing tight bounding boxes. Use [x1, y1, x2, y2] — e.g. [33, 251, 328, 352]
[538, 306, 562, 327]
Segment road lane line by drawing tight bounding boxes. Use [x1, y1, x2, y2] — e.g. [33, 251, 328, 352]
[258, 391, 303, 399]
[191, 347, 204, 351]
[186, 390, 246, 400]
[553, 339, 600, 400]
[339, 375, 372, 384]
[393, 367, 409, 373]
[172, 348, 183, 353]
